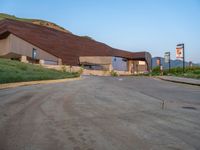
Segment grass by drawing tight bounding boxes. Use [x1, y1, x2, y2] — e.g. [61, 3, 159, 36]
[0, 13, 95, 38]
[0, 13, 68, 32]
[150, 66, 200, 79]
[0, 58, 80, 84]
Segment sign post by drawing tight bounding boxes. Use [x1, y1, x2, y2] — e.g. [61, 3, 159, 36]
[164, 52, 170, 72]
[176, 44, 185, 72]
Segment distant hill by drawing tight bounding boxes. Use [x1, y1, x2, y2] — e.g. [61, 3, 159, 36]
[152, 57, 200, 69]
[0, 13, 72, 33]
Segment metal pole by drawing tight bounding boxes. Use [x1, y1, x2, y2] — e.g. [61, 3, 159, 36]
[160, 57, 163, 75]
[183, 44, 185, 73]
[169, 53, 171, 72]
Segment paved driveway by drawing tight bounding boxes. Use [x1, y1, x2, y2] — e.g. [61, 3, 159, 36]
[0, 76, 200, 150]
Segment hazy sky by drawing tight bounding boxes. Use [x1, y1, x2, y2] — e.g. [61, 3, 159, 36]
[1, 0, 200, 63]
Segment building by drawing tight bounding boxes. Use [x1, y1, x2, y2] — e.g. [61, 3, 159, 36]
[0, 19, 151, 75]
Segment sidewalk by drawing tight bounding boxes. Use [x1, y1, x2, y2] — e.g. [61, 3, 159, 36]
[0, 77, 81, 90]
[157, 76, 200, 86]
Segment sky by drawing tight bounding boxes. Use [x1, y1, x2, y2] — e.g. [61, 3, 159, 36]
[1, 0, 200, 63]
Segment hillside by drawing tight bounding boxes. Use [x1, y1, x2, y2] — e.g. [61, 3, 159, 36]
[0, 58, 79, 84]
[0, 13, 72, 33]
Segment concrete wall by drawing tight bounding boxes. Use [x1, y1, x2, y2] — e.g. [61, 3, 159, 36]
[112, 57, 128, 71]
[83, 69, 110, 76]
[79, 56, 112, 65]
[132, 60, 148, 73]
[127, 60, 148, 74]
[9, 34, 58, 61]
[42, 64, 81, 72]
[0, 34, 59, 63]
[0, 36, 10, 56]
[79, 56, 147, 75]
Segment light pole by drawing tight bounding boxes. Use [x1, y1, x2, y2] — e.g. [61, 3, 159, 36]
[176, 43, 185, 72]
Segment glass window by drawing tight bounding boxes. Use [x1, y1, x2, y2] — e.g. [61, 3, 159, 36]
[32, 48, 37, 59]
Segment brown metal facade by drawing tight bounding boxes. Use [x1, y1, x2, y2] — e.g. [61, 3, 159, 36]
[0, 19, 151, 69]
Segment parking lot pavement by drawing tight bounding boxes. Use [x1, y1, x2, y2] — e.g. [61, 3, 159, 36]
[0, 76, 200, 150]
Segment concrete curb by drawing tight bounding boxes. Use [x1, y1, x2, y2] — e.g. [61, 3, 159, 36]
[156, 76, 200, 86]
[0, 77, 81, 90]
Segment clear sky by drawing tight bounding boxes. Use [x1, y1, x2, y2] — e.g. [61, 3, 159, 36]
[1, 0, 200, 63]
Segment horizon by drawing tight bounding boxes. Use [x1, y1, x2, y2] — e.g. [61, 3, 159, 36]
[1, 0, 199, 63]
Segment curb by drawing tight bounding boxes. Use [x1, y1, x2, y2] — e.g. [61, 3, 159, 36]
[156, 76, 200, 86]
[0, 77, 81, 90]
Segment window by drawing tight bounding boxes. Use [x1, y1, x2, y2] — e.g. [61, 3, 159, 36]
[32, 48, 37, 60]
[122, 58, 127, 62]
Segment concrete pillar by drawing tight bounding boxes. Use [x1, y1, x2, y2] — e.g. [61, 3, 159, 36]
[128, 60, 133, 73]
[58, 58, 62, 65]
[39, 59, 44, 65]
[132, 60, 138, 74]
[109, 64, 113, 71]
[128, 60, 131, 73]
[21, 55, 28, 63]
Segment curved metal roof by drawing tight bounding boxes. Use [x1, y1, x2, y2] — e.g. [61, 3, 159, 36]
[0, 19, 151, 68]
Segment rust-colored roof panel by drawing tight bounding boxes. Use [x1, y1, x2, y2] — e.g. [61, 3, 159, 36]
[0, 19, 151, 68]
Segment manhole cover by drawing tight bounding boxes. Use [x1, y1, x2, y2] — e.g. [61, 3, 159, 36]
[182, 106, 197, 110]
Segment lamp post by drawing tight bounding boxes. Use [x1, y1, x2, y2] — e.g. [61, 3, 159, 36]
[176, 43, 185, 72]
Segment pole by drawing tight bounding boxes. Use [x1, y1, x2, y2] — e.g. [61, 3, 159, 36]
[183, 44, 185, 73]
[160, 57, 163, 75]
[169, 52, 171, 72]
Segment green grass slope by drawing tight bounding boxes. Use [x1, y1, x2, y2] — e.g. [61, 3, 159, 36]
[0, 13, 96, 40]
[0, 59, 79, 84]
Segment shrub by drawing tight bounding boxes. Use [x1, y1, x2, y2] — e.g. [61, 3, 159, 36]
[110, 70, 118, 77]
[61, 65, 66, 72]
[152, 66, 160, 73]
[150, 66, 200, 79]
[78, 65, 84, 75]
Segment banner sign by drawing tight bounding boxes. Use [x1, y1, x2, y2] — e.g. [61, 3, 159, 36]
[164, 52, 170, 63]
[176, 47, 183, 59]
[156, 58, 161, 66]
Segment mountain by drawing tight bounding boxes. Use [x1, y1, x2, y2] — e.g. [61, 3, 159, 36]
[0, 13, 72, 33]
[152, 57, 200, 69]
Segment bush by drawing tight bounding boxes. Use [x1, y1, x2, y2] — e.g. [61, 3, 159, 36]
[110, 70, 118, 77]
[79, 66, 84, 74]
[150, 66, 200, 79]
[152, 66, 160, 73]
[61, 65, 66, 72]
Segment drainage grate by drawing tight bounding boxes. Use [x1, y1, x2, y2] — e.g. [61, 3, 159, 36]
[182, 106, 197, 110]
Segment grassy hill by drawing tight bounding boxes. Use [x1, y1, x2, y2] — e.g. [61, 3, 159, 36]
[0, 13, 72, 33]
[0, 13, 95, 40]
[0, 58, 79, 84]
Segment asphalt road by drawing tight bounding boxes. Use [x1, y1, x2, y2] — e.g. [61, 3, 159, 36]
[0, 76, 200, 150]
